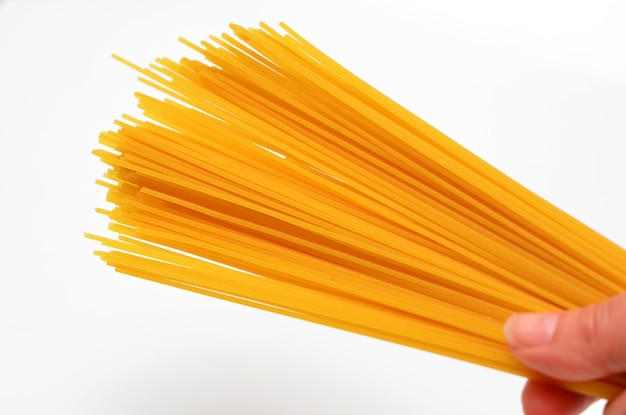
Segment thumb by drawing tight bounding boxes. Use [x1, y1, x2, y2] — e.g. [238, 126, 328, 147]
[504, 292, 626, 381]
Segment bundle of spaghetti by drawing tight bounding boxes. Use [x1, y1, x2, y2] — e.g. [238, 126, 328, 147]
[87, 22, 626, 399]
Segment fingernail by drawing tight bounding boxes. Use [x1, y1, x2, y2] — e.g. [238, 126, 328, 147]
[504, 313, 559, 348]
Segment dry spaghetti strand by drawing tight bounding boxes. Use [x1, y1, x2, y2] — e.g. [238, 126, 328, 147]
[88, 22, 626, 399]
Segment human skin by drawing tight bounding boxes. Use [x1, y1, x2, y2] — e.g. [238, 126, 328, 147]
[504, 291, 626, 415]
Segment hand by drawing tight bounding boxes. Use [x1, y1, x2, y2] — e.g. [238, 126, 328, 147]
[504, 291, 626, 415]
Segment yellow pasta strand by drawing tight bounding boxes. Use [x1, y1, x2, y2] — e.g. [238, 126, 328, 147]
[88, 22, 626, 399]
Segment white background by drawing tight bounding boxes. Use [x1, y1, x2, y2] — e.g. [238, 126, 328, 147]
[1, 0, 625, 413]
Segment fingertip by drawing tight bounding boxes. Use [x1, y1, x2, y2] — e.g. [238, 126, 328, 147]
[522, 380, 596, 415]
[504, 313, 559, 349]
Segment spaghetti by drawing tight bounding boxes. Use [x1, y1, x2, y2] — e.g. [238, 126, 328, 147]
[87, 22, 626, 399]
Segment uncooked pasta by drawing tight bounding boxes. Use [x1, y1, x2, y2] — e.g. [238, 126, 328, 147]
[87, 22, 626, 399]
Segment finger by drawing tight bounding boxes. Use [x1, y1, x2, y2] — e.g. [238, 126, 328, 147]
[522, 380, 596, 415]
[605, 388, 626, 415]
[504, 291, 626, 381]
